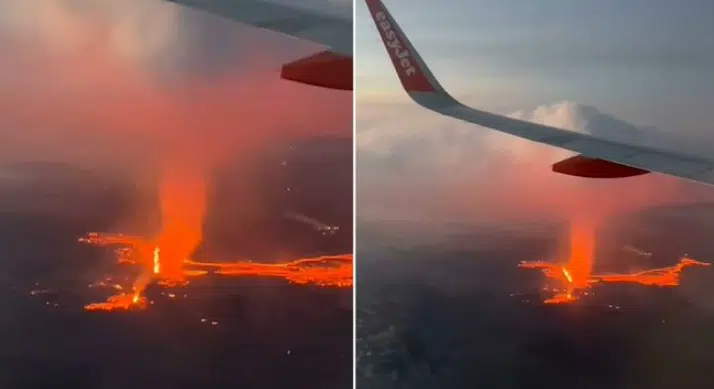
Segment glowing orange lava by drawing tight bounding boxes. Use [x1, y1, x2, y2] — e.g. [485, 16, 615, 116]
[80, 162, 351, 312]
[84, 292, 148, 311]
[153, 246, 160, 275]
[186, 254, 354, 288]
[518, 220, 710, 304]
[80, 232, 352, 311]
[153, 165, 207, 286]
[593, 257, 710, 286]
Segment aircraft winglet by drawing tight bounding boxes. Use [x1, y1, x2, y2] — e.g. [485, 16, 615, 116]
[363, 0, 714, 189]
[364, 0, 450, 97]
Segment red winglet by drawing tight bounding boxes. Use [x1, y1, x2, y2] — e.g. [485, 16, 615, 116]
[365, 0, 435, 92]
[281, 50, 353, 91]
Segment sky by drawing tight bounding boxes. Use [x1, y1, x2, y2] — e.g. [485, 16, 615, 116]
[0, 0, 352, 180]
[356, 0, 714, 227]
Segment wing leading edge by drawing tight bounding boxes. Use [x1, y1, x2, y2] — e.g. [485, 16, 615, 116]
[364, 0, 714, 186]
[166, 0, 352, 54]
[167, 0, 353, 90]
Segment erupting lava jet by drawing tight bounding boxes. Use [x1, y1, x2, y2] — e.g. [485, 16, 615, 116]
[166, 0, 352, 90]
[365, 0, 714, 184]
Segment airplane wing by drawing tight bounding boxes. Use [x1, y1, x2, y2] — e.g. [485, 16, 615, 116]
[167, 0, 353, 90]
[364, 0, 714, 185]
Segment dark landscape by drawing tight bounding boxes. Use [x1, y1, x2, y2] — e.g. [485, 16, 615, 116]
[357, 205, 714, 389]
[0, 137, 352, 389]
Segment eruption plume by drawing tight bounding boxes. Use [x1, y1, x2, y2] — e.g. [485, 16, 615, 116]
[154, 162, 208, 286]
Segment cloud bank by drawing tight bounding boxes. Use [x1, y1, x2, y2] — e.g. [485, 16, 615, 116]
[357, 100, 714, 226]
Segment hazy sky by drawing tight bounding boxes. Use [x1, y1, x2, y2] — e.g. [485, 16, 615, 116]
[356, 0, 714, 225]
[0, 0, 351, 176]
[357, 0, 714, 124]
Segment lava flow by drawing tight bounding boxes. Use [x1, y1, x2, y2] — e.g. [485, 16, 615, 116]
[186, 254, 353, 287]
[80, 162, 351, 312]
[518, 220, 711, 304]
[80, 232, 353, 311]
[85, 292, 148, 312]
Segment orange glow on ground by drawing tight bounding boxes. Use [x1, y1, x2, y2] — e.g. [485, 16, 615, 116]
[518, 220, 710, 304]
[84, 292, 148, 311]
[153, 246, 160, 275]
[80, 232, 352, 311]
[80, 162, 351, 312]
[186, 254, 353, 288]
[593, 257, 710, 286]
[152, 165, 208, 286]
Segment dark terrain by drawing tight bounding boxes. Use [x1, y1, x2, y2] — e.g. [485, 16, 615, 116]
[357, 206, 714, 389]
[0, 137, 352, 389]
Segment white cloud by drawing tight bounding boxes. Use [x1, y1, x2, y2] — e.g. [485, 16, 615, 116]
[358, 100, 634, 170]
[357, 101, 714, 224]
[0, 0, 325, 81]
[0, 0, 178, 61]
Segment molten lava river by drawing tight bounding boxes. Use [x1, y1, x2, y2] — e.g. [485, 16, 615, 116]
[80, 233, 352, 312]
[73, 161, 352, 311]
[78, 168, 351, 312]
[518, 221, 710, 304]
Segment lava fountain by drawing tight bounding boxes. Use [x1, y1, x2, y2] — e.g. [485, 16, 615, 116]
[80, 153, 352, 312]
[153, 163, 207, 287]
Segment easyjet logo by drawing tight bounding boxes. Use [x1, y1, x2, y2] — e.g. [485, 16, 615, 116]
[374, 10, 417, 77]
